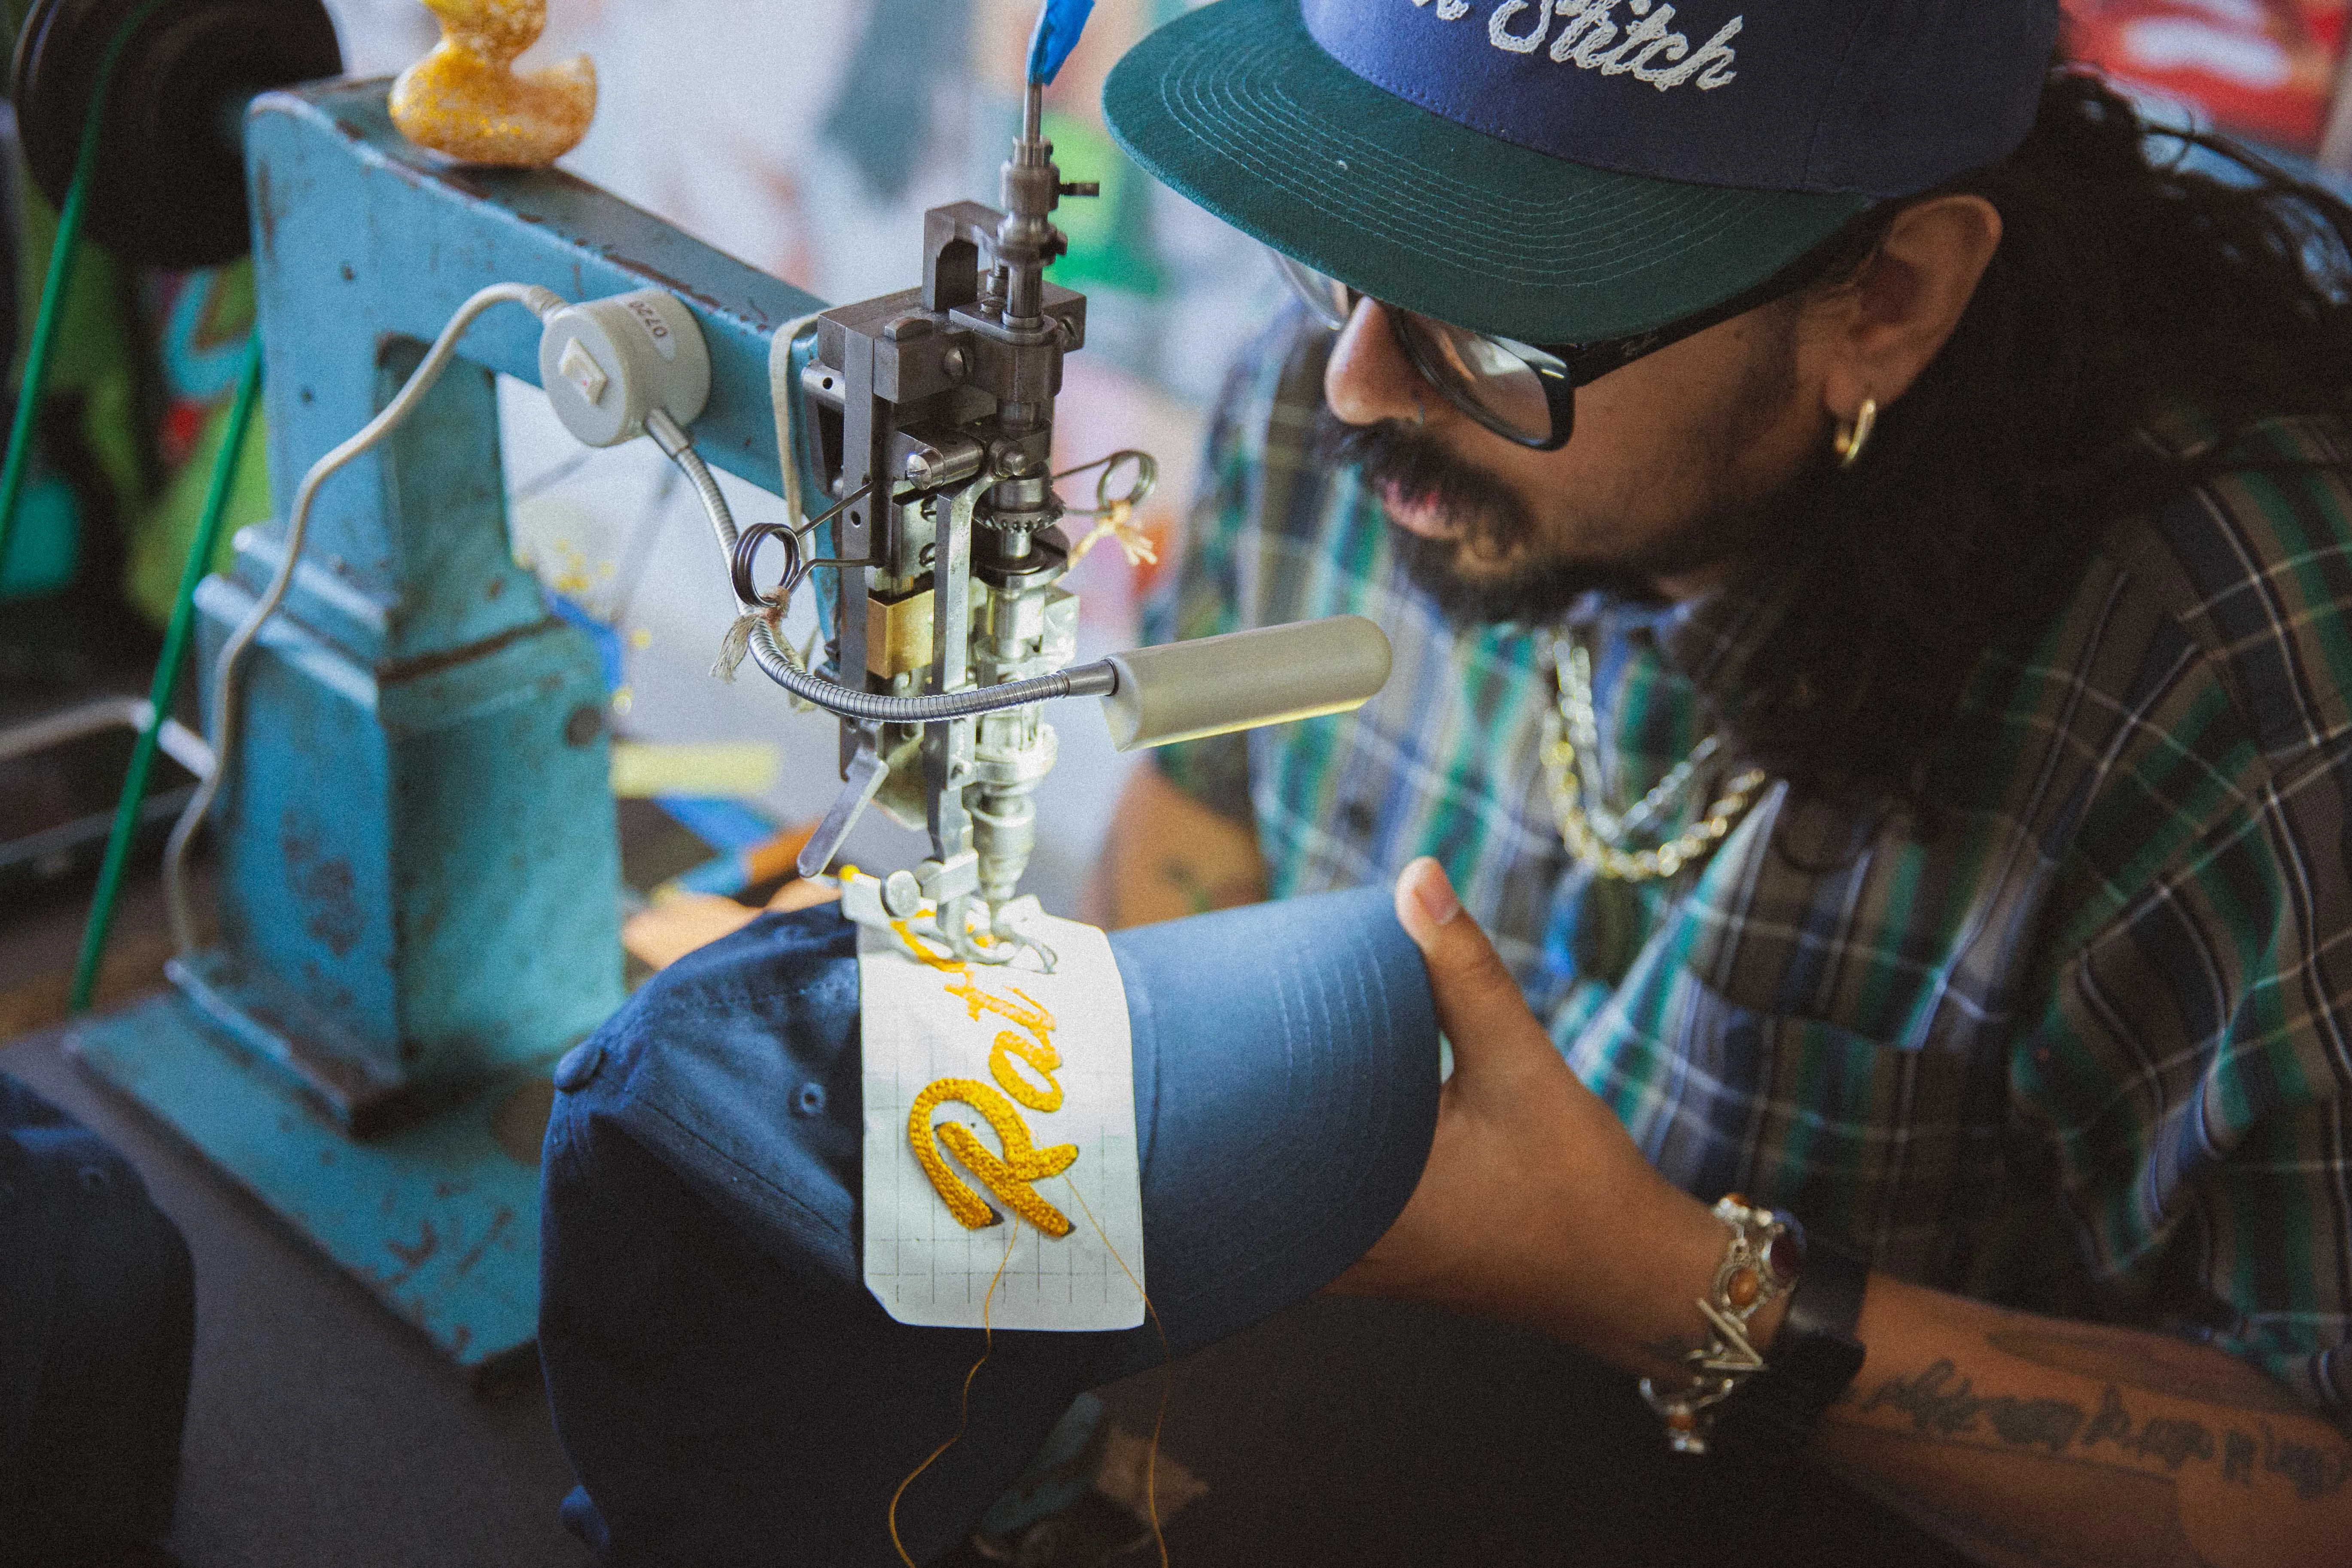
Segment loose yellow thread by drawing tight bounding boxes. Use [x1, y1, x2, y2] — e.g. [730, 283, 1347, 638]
[1066, 501, 1159, 570]
[1064, 1175, 1173, 1568]
[908, 1080, 1077, 1237]
[891, 919, 965, 973]
[888, 1221, 1019, 1568]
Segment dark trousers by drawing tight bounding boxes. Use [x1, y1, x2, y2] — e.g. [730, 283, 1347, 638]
[1092, 1294, 1972, 1568]
[0, 1073, 194, 1565]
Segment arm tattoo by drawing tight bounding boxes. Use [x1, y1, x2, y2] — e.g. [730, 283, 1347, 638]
[1828, 1328, 2349, 1566]
[1860, 1359, 2086, 1454]
[2255, 1420, 2352, 1501]
[1856, 1357, 2349, 1501]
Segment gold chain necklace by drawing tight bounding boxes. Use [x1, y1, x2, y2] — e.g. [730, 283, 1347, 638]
[1540, 636, 1767, 882]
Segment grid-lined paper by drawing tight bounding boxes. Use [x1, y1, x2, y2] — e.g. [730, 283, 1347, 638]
[860, 915, 1147, 1331]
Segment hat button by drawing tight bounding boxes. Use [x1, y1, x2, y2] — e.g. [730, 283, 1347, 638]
[554, 1040, 605, 1093]
[792, 1083, 827, 1117]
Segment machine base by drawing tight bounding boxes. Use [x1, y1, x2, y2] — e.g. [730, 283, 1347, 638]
[68, 991, 549, 1376]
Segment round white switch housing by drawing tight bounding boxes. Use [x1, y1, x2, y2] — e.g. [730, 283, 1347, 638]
[538, 289, 712, 448]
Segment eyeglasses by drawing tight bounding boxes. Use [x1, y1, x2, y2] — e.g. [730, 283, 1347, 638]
[1274, 216, 1883, 452]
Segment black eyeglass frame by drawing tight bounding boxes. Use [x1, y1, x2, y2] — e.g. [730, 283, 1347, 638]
[1278, 207, 1890, 452]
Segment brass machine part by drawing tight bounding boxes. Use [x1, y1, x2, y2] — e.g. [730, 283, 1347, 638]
[867, 586, 937, 681]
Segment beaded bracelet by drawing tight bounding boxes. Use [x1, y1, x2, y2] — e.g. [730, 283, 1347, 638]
[1638, 1194, 1805, 1455]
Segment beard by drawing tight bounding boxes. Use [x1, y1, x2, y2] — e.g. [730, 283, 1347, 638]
[1318, 414, 1664, 623]
[1317, 320, 1810, 627]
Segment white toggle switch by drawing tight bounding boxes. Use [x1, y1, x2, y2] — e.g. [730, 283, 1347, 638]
[559, 338, 609, 406]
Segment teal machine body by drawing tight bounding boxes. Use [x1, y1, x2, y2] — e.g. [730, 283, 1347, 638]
[73, 80, 824, 1371]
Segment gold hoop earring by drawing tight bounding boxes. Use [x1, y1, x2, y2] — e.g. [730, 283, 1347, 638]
[1834, 397, 1877, 470]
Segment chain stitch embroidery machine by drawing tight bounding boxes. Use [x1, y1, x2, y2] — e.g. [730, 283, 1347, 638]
[29, 0, 1390, 1370]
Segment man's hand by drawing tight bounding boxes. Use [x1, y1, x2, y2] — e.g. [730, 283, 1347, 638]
[1330, 858, 1737, 1378]
[1333, 859, 2352, 1567]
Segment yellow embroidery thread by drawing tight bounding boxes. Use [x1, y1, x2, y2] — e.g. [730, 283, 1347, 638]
[989, 1028, 1064, 1113]
[1063, 1175, 1172, 1568]
[892, 919, 966, 973]
[888, 1220, 1019, 1568]
[942, 964, 1064, 1112]
[946, 972, 1053, 1034]
[890, 919, 1079, 1236]
[907, 1079, 1078, 1238]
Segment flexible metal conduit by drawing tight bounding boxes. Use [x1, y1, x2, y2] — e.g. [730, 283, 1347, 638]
[744, 617, 1115, 721]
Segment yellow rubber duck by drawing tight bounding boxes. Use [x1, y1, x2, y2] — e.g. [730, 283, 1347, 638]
[389, 0, 596, 168]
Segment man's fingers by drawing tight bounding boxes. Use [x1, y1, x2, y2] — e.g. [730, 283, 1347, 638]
[1394, 857, 1544, 1074]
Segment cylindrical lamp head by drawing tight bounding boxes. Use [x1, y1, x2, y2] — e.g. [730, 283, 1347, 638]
[1101, 615, 1393, 752]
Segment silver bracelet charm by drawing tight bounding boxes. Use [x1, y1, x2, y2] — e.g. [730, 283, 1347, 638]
[1638, 1194, 1805, 1455]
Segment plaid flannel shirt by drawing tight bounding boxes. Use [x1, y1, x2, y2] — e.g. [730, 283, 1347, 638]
[1145, 315, 2352, 1425]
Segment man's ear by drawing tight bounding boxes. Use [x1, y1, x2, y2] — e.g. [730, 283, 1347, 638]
[1812, 194, 2002, 426]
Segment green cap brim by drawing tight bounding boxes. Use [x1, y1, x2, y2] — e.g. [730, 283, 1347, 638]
[1102, 0, 1871, 344]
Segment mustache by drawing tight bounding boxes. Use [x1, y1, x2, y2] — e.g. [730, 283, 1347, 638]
[1317, 414, 1536, 560]
[1316, 411, 1657, 625]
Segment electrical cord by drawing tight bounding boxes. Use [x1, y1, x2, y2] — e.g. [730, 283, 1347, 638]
[645, 406, 737, 558]
[163, 281, 564, 956]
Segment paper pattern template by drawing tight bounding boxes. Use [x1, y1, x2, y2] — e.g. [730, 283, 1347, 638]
[861, 915, 1147, 1331]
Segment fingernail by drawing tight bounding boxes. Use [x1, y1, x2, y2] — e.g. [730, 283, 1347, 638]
[1408, 858, 1461, 927]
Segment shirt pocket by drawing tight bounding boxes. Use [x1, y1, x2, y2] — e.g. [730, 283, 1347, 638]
[1573, 967, 2006, 1279]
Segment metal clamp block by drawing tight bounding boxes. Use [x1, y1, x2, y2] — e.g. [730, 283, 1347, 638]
[917, 851, 980, 903]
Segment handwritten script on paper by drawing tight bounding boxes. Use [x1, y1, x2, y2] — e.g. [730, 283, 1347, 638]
[860, 913, 1147, 1331]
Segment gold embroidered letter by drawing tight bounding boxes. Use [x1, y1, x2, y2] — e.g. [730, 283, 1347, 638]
[908, 1078, 1078, 1237]
[990, 1029, 1064, 1113]
[942, 970, 1067, 1110]
[946, 974, 1054, 1035]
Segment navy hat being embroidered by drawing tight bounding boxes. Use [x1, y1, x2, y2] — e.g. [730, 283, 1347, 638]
[538, 888, 1439, 1567]
[1102, 0, 2061, 344]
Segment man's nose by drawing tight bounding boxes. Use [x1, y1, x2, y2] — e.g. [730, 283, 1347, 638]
[1325, 299, 1426, 428]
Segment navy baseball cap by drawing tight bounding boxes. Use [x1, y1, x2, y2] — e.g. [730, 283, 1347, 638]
[539, 887, 1439, 1567]
[1102, 0, 2062, 344]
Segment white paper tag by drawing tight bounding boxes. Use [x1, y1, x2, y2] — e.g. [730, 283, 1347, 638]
[860, 913, 1147, 1331]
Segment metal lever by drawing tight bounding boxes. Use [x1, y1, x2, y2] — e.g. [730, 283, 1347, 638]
[797, 723, 891, 880]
